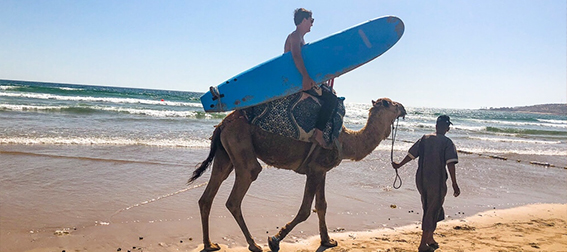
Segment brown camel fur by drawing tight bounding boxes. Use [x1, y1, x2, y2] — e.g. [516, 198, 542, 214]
[189, 98, 406, 252]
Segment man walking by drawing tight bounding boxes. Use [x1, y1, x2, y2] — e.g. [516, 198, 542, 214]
[392, 115, 461, 252]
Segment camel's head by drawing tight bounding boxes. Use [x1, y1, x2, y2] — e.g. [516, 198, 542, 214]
[370, 98, 406, 123]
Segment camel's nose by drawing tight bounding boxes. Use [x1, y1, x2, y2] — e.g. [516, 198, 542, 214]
[397, 103, 406, 119]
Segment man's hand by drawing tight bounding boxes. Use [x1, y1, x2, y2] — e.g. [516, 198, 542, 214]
[392, 155, 412, 170]
[452, 183, 460, 197]
[391, 162, 402, 169]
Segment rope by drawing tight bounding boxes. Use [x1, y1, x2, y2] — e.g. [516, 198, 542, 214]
[109, 182, 208, 222]
[390, 118, 402, 189]
[297, 142, 318, 171]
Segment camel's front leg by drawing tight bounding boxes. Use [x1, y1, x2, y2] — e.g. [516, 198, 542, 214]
[268, 171, 322, 252]
[315, 173, 337, 247]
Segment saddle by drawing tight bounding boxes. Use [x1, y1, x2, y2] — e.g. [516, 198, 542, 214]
[241, 90, 345, 146]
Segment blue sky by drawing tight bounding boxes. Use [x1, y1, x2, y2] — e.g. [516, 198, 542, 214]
[1, 0, 565, 109]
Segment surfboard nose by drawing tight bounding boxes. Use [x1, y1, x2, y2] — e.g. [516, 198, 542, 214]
[395, 20, 405, 38]
[386, 16, 404, 38]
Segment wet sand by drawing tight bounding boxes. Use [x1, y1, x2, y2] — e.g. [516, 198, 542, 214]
[1, 144, 566, 251]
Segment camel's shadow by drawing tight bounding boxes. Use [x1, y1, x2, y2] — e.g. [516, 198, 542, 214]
[315, 245, 333, 252]
[199, 246, 331, 252]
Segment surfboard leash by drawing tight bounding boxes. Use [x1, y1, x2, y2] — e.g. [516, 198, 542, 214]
[391, 118, 402, 189]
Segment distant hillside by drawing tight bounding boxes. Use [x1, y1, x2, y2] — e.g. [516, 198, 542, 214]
[485, 104, 566, 115]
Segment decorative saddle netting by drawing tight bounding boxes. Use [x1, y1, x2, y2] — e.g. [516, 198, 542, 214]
[241, 91, 345, 145]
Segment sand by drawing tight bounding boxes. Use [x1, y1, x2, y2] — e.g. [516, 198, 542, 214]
[196, 203, 567, 252]
[1, 145, 566, 252]
[3, 204, 564, 252]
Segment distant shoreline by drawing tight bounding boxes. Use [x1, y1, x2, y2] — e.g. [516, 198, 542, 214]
[482, 103, 566, 116]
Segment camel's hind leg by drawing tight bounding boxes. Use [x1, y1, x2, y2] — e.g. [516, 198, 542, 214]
[198, 148, 233, 251]
[268, 170, 324, 251]
[225, 163, 262, 252]
[315, 173, 337, 247]
[221, 115, 263, 252]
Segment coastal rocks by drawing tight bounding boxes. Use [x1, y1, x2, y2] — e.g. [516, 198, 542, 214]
[332, 227, 346, 232]
[458, 150, 565, 169]
[54, 229, 71, 236]
[453, 224, 476, 231]
[489, 155, 507, 161]
[54, 227, 75, 236]
[529, 161, 552, 167]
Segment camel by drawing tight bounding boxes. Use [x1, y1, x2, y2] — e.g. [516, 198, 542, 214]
[189, 98, 406, 252]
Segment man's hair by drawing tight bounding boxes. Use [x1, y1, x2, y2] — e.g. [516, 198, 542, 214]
[436, 115, 453, 126]
[294, 8, 312, 26]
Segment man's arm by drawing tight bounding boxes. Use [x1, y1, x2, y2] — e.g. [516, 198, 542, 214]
[289, 35, 315, 91]
[447, 162, 460, 197]
[392, 155, 413, 169]
[393, 138, 421, 169]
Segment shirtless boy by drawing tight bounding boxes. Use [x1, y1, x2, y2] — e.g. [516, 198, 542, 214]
[284, 8, 338, 149]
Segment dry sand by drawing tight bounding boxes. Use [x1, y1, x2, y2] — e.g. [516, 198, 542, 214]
[188, 203, 566, 252]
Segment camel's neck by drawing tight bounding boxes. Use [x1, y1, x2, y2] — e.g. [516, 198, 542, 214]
[340, 112, 392, 161]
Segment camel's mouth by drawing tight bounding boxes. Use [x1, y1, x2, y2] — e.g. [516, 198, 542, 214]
[397, 104, 407, 119]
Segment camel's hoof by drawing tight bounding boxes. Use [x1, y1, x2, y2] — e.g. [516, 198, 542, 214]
[268, 236, 280, 252]
[248, 243, 263, 252]
[204, 243, 221, 251]
[321, 238, 338, 248]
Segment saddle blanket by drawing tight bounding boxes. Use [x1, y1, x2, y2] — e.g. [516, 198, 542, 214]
[242, 91, 345, 145]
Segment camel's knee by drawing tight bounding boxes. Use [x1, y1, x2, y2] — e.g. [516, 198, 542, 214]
[250, 165, 261, 181]
[212, 166, 232, 182]
[315, 200, 327, 211]
[225, 200, 241, 215]
[296, 207, 311, 223]
[234, 164, 262, 182]
[198, 196, 213, 211]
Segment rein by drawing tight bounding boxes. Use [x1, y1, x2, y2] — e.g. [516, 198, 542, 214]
[391, 118, 402, 189]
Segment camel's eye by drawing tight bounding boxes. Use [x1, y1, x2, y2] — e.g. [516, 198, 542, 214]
[382, 100, 389, 108]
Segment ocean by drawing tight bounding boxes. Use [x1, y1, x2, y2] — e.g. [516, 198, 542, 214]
[1, 79, 565, 156]
[1, 79, 566, 251]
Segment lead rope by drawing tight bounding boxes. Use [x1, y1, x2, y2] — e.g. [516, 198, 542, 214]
[391, 118, 402, 189]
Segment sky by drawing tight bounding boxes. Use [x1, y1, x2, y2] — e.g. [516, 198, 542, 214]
[1, 0, 565, 109]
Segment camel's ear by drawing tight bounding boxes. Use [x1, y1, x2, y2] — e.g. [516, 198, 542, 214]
[372, 100, 377, 106]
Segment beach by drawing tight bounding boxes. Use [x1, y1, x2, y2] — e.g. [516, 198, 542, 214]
[1, 80, 566, 251]
[1, 145, 566, 252]
[248, 203, 567, 252]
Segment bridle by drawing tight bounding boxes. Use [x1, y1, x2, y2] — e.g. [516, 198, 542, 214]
[390, 118, 402, 189]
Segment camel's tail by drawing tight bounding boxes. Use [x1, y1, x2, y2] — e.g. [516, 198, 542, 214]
[188, 125, 222, 184]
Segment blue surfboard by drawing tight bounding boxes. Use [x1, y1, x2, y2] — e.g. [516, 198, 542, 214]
[201, 16, 404, 112]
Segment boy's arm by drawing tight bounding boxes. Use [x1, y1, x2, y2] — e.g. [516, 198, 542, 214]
[447, 162, 460, 197]
[289, 36, 315, 91]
